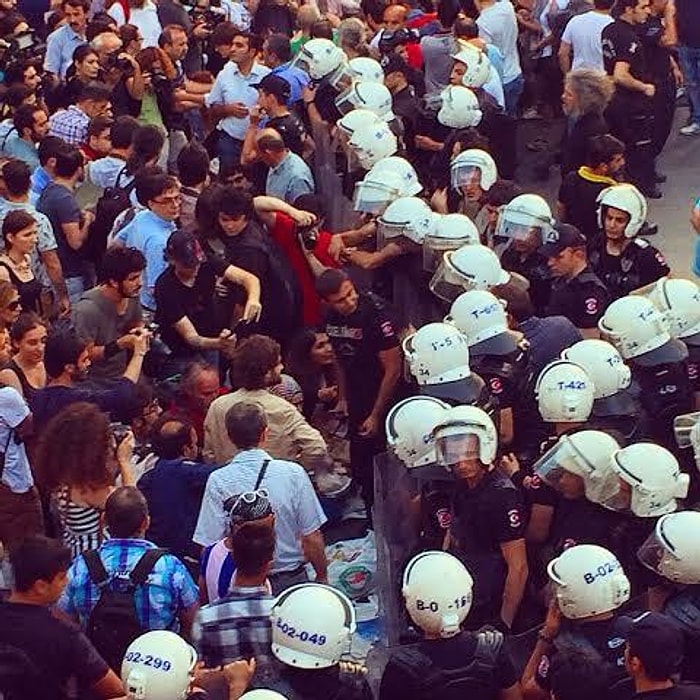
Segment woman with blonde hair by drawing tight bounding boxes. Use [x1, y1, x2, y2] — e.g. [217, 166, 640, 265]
[560, 68, 615, 175]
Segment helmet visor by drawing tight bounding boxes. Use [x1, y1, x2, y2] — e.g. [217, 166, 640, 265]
[637, 524, 674, 577]
[533, 438, 588, 489]
[376, 218, 407, 246]
[673, 412, 700, 451]
[335, 85, 358, 116]
[328, 65, 354, 93]
[429, 255, 474, 303]
[435, 430, 481, 469]
[353, 180, 398, 215]
[495, 212, 550, 244]
[422, 235, 469, 273]
[450, 165, 481, 192]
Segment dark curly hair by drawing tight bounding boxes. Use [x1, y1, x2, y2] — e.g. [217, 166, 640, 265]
[230, 334, 281, 390]
[34, 402, 113, 491]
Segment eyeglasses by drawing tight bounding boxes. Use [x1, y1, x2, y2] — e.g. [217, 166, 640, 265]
[153, 194, 181, 205]
[7, 300, 20, 311]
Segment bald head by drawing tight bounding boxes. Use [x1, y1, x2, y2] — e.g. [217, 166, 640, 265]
[105, 486, 149, 538]
[256, 128, 287, 166]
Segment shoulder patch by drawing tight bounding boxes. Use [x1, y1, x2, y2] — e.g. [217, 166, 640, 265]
[584, 297, 600, 315]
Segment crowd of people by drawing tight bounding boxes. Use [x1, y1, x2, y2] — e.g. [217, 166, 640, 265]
[0, 0, 699, 697]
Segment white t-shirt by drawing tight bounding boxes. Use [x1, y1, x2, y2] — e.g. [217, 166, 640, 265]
[108, 0, 162, 48]
[0, 386, 32, 493]
[539, 0, 570, 59]
[476, 1, 522, 84]
[561, 10, 614, 71]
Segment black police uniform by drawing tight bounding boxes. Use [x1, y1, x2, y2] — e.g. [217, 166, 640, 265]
[500, 247, 553, 316]
[664, 586, 700, 683]
[251, 663, 373, 700]
[324, 291, 402, 504]
[588, 385, 652, 445]
[589, 237, 670, 301]
[628, 339, 693, 449]
[448, 470, 527, 629]
[685, 339, 700, 402]
[638, 12, 676, 159]
[535, 616, 632, 698]
[545, 267, 610, 332]
[602, 19, 656, 195]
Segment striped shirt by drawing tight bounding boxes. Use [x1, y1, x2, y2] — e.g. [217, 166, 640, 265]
[55, 487, 103, 558]
[192, 585, 274, 667]
[58, 538, 199, 631]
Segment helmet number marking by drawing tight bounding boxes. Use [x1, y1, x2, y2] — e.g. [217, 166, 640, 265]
[415, 599, 439, 612]
[123, 651, 172, 671]
[556, 381, 587, 390]
[276, 618, 327, 645]
[583, 560, 619, 584]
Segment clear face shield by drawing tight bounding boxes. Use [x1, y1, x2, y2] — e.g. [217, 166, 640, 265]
[335, 84, 360, 116]
[450, 165, 481, 195]
[429, 251, 475, 303]
[533, 437, 621, 504]
[637, 524, 676, 578]
[376, 217, 407, 249]
[496, 211, 551, 252]
[434, 430, 482, 471]
[353, 179, 400, 215]
[422, 235, 471, 273]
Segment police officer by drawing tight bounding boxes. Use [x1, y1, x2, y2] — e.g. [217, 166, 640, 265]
[599, 295, 693, 448]
[539, 223, 610, 339]
[601, 0, 659, 198]
[433, 406, 528, 632]
[563, 338, 651, 443]
[266, 583, 372, 700]
[316, 269, 403, 506]
[498, 194, 554, 315]
[521, 544, 633, 700]
[589, 184, 669, 300]
[379, 551, 520, 700]
[448, 289, 535, 449]
[638, 510, 700, 682]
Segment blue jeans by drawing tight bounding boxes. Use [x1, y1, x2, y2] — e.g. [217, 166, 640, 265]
[678, 45, 700, 125]
[216, 131, 244, 173]
[503, 74, 525, 117]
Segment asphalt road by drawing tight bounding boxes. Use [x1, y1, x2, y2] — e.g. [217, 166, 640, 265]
[518, 101, 699, 279]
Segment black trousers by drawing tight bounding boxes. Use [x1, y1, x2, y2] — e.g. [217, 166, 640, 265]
[652, 73, 677, 158]
[606, 93, 656, 194]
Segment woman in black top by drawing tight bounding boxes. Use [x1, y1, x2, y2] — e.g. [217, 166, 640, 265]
[0, 312, 47, 400]
[59, 45, 102, 109]
[0, 210, 43, 316]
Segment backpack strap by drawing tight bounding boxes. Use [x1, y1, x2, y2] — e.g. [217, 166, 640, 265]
[129, 548, 167, 586]
[254, 459, 270, 491]
[83, 550, 110, 587]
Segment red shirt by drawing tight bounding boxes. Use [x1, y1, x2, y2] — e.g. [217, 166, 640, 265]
[270, 212, 339, 325]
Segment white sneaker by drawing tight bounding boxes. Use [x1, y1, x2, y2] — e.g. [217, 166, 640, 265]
[680, 122, 700, 136]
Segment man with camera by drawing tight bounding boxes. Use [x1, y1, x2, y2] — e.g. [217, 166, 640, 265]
[90, 30, 145, 118]
[44, 0, 89, 80]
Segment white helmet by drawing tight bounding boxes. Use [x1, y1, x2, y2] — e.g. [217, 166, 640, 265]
[377, 196, 437, 245]
[429, 244, 510, 303]
[432, 404, 498, 467]
[608, 443, 689, 517]
[348, 56, 384, 83]
[291, 38, 347, 80]
[451, 42, 492, 88]
[450, 149, 498, 193]
[598, 296, 671, 359]
[353, 170, 407, 215]
[348, 121, 398, 170]
[402, 322, 471, 385]
[547, 544, 631, 620]
[368, 156, 422, 195]
[534, 430, 621, 504]
[240, 693, 289, 700]
[122, 631, 197, 700]
[562, 339, 631, 399]
[446, 290, 508, 346]
[336, 108, 382, 137]
[638, 511, 700, 585]
[647, 277, 700, 341]
[535, 360, 594, 423]
[673, 412, 700, 456]
[271, 583, 356, 669]
[403, 551, 474, 637]
[335, 80, 395, 120]
[495, 193, 553, 244]
[597, 183, 648, 238]
[437, 85, 483, 129]
[385, 395, 451, 468]
[422, 213, 480, 272]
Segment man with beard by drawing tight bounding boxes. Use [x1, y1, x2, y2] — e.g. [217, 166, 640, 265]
[73, 246, 146, 384]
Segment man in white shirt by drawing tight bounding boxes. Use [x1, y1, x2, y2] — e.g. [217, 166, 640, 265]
[205, 30, 270, 172]
[194, 401, 328, 594]
[559, 0, 615, 73]
[107, 0, 163, 48]
[475, 0, 524, 115]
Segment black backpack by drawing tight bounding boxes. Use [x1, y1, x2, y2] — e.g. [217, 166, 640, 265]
[82, 548, 166, 672]
[388, 629, 504, 700]
[86, 166, 136, 267]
